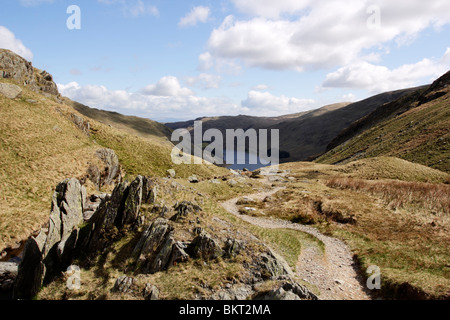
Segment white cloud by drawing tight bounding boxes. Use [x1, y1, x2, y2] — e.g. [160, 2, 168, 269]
[208, 1, 450, 72]
[242, 90, 316, 116]
[141, 76, 193, 97]
[57, 81, 246, 121]
[179, 6, 210, 27]
[184, 73, 221, 89]
[322, 48, 450, 93]
[342, 93, 357, 102]
[198, 52, 213, 71]
[0, 26, 33, 60]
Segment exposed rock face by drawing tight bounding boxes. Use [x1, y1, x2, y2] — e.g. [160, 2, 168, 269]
[143, 283, 159, 300]
[257, 250, 293, 280]
[0, 49, 59, 96]
[0, 262, 18, 299]
[170, 201, 202, 222]
[113, 276, 136, 294]
[86, 148, 121, 189]
[189, 231, 223, 261]
[0, 83, 22, 99]
[254, 280, 319, 300]
[13, 232, 46, 300]
[121, 176, 143, 226]
[70, 113, 90, 136]
[13, 179, 86, 299]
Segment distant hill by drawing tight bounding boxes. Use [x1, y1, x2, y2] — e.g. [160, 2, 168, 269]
[166, 87, 421, 163]
[317, 71, 450, 173]
[65, 99, 173, 145]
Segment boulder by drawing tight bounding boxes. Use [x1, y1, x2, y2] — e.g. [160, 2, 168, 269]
[257, 250, 293, 280]
[132, 218, 173, 273]
[189, 231, 223, 261]
[142, 177, 158, 204]
[188, 175, 199, 183]
[0, 262, 18, 295]
[113, 276, 136, 294]
[94, 148, 121, 187]
[170, 201, 202, 222]
[121, 176, 143, 227]
[143, 283, 159, 300]
[13, 231, 46, 300]
[0, 83, 22, 99]
[166, 169, 176, 178]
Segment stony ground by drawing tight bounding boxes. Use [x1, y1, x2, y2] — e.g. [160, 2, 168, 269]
[221, 173, 373, 300]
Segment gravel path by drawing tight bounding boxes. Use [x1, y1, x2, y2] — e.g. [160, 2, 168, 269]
[221, 185, 372, 300]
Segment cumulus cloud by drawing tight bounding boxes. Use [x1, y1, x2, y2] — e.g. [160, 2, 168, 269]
[179, 6, 210, 27]
[57, 81, 248, 121]
[207, 0, 450, 72]
[242, 90, 316, 116]
[0, 26, 33, 60]
[141, 76, 193, 96]
[322, 48, 450, 93]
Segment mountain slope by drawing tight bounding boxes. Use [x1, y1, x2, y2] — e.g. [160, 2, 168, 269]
[317, 71, 450, 173]
[65, 99, 173, 144]
[166, 87, 421, 163]
[0, 51, 229, 252]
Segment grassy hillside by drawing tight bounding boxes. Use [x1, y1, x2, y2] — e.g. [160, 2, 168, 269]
[317, 71, 450, 173]
[255, 158, 450, 299]
[0, 79, 229, 252]
[66, 99, 173, 144]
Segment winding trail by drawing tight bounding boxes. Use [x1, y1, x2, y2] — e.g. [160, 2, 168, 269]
[221, 183, 372, 300]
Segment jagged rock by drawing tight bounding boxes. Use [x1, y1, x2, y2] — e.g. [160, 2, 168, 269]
[151, 204, 169, 218]
[188, 175, 199, 183]
[0, 49, 59, 96]
[168, 242, 190, 267]
[142, 177, 158, 204]
[257, 250, 293, 280]
[212, 284, 253, 300]
[43, 178, 85, 257]
[132, 218, 173, 273]
[189, 231, 223, 261]
[224, 238, 244, 258]
[0, 83, 22, 99]
[86, 181, 130, 254]
[228, 179, 238, 187]
[0, 262, 18, 295]
[143, 283, 159, 300]
[56, 230, 78, 270]
[94, 148, 121, 187]
[113, 276, 135, 294]
[13, 231, 46, 300]
[121, 176, 143, 227]
[170, 201, 202, 222]
[282, 281, 318, 300]
[257, 287, 301, 300]
[70, 113, 90, 135]
[166, 169, 176, 178]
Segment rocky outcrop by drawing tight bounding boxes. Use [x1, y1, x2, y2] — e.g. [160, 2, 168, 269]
[85, 148, 121, 190]
[70, 113, 91, 136]
[0, 49, 59, 96]
[170, 201, 202, 222]
[143, 283, 160, 300]
[0, 83, 22, 99]
[113, 275, 137, 294]
[188, 231, 224, 261]
[13, 179, 86, 299]
[0, 262, 18, 299]
[254, 280, 318, 300]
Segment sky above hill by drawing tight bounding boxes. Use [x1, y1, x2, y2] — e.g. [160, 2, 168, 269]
[1, 0, 449, 121]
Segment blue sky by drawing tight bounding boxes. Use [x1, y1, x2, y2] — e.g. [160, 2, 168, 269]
[1, 0, 449, 121]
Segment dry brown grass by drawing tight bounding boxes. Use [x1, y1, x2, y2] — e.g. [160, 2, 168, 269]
[326, 177, 450, 215]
